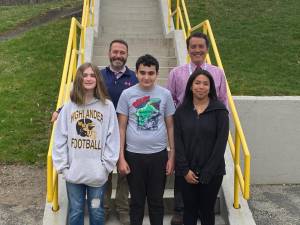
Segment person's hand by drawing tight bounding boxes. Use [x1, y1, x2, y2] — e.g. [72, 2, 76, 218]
[165, 157, 174, 176]
[184, 170, 199, 184]
[51, 111, 59, 123]
[117, 158, 131, 176]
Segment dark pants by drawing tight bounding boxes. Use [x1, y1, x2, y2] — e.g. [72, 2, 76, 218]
[182, 176, 223, 225]
[104, 172, 129, 214]
[173, 175, 184, 214]
[126, 150, 168, 225]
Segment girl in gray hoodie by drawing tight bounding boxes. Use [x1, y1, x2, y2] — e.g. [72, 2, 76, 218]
[52, 63, 120, 225]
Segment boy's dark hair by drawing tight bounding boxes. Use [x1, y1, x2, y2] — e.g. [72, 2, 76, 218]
[109, 39, 128, 52]
[182, 69, 217, 106]
[186, 32, 210, 49]
[135, 54, 159, 72]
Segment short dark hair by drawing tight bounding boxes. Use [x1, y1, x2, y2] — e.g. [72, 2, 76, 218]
[135, 54, 159, 72]
[109, 39, 128, 52]
[182, 69, 217, 106]
[186, 32, 210, 49]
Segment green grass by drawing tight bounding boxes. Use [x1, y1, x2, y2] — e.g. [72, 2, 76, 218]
[0, 0, 299, 164]
[185, 0, 300, 95]
[0, 0, 82, 33]
[0, 18, 71, 164]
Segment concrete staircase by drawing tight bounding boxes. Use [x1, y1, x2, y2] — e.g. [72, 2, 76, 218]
[92, 0, 175, 87]
[91, 0, 226, 224]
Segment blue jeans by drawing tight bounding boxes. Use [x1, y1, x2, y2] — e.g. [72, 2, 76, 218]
[66, 182, 106, 225]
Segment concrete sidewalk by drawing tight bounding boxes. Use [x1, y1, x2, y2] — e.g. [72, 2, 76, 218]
[248, 184, 300, 225]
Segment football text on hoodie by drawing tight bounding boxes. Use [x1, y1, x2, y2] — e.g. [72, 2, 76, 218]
[52, 98, 120, 187]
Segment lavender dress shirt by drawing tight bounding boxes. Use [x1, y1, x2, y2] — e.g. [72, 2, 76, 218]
[166, 62, 228, 108]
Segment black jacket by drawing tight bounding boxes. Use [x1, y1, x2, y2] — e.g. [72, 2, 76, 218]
[174, 99, 229, 183]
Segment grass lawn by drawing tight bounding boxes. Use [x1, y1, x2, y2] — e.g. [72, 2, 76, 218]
[0, 0, 299, 164]
[0, 18, 71, 164]
[185, 0, 300, 95]
[0, 0, 82, 33]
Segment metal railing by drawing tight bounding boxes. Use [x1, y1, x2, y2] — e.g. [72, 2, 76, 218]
[46, 0, 95, 211]
[168, 0, 251, 209]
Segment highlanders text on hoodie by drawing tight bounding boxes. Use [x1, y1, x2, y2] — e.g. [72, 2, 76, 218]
[52, 99, 120, 187]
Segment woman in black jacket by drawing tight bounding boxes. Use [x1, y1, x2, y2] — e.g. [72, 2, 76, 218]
[174, 69, 229, 225]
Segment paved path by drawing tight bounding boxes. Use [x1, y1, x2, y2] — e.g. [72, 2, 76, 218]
[248, 184, 300, 225]
[0, 165, 45, 225]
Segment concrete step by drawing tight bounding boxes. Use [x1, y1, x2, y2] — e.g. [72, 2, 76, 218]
[100, 12, 161, 21]
[107, 189, 221, 215]
[100, 5, 159, 15]
[101, 5, 159, 12]
[99, 32, 164, 39]
[100, 25, 163, 35]
[97, 65, 174, 82]
[110, 171, 175, 189]
[101, 0, 158, 4]
[107, 171, 221, 215]
[101, 0, 158, 8]
[108, 189, 174, 214]
[94, 38, 174, 48]
[85, 211, 226, 225]
[100, 19, 162, 28]
[100, 17, 161, 26]
[94, 45, 176, 57]
[105, 214, 226, 225]
[157, 77, 169, 87]
[93, 56, 177, 68]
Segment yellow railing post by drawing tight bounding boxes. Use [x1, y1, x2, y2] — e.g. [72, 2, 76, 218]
[181, 0, 191, 37]
[52, 172, 59, 211]
[205, 20, 223, 68]
[64, 50, 77, 102]
[82, 0, 87, 25]
[176, 0, 180, 29]
[244, 154, 251, 199]
[47, 151, 53, 202]
[73, 51, 79, 79]
[72, 26, 77, 54]
[234, 131, 241, 208]
[168, 0, 171, 31]
[87, 0, 89, 24]
[91, 0, 95, 26]
[57, 18, 75, 108]
[202, 22, 207, 35]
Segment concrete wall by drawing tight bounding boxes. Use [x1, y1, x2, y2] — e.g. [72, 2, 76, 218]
[233, 96, 300, 184]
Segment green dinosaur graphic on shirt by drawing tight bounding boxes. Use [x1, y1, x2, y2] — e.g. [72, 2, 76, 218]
[133, 97, 161, 130]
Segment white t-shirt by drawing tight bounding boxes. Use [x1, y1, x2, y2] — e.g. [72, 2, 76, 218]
[117, 84, 175, 154]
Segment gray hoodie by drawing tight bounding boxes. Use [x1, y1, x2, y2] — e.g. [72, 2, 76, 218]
[52, 98, 120, 187]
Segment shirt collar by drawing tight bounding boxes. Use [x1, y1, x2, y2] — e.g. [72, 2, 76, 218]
[109, 66, 127, 79]
[190, 61, 206, 71]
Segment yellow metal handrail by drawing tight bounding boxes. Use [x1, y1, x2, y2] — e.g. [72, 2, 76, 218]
[168, 0, 251, 209]
[46, 0, 95, 211]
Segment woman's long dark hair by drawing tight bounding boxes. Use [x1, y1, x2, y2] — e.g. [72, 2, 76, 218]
[182, 69, 218, 106]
